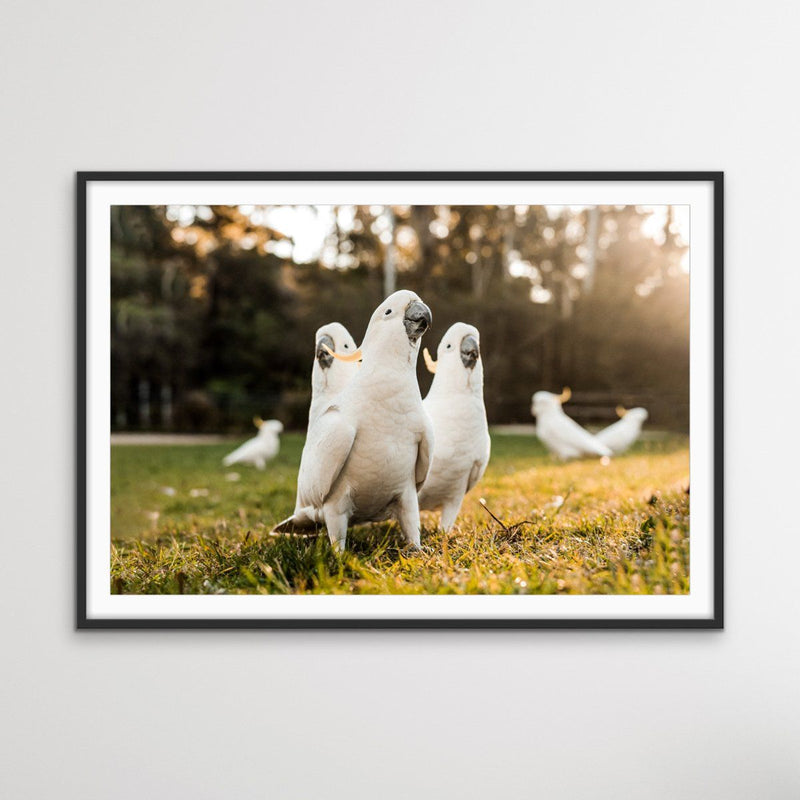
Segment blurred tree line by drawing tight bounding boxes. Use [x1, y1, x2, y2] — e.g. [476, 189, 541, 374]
[111, 203, 689, 432]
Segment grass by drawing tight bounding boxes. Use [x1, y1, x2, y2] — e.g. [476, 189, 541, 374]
[111, 432, 690, 595]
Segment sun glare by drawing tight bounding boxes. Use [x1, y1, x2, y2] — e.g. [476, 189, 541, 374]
[229, 204, 690, 274]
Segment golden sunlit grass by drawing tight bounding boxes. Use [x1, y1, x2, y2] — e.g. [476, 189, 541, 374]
[110, 432, 689, 596]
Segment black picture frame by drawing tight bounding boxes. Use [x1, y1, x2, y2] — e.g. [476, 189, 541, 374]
[77, 171, 723, 630]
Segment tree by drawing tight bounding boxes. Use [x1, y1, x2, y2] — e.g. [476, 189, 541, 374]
[110, 203, 690, 431]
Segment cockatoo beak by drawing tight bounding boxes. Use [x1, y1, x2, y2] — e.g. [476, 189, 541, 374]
[403, 300, 432, 343]
[616, 406, 628, 418]
[422, 347, 437, 374]
[322, 343, 363, 363]
[253, 416, 264, 429]
[315, 334, 335, 369]
[557, 387, 572, 404]
[460, 334, 479, 369]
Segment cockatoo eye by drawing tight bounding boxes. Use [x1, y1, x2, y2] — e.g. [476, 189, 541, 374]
[344, 343, 349, 349]
[446, 344, 452, 349]
[384, 309, 392, 316]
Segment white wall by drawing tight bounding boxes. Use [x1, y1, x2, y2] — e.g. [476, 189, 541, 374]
[2, 1, 798, 797]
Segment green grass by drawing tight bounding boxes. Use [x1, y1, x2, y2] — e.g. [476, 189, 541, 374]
[111, 432, 690, 595]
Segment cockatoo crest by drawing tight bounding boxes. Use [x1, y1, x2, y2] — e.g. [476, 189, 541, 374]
[253, 417, 284, 436]
[531, 388, 571, 417]
[615, 406, 648, 424]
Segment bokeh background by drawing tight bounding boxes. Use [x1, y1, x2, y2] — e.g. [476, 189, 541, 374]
[111, 203, 689, 432]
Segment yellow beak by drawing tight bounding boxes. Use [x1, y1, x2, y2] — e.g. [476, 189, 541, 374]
[322, 343, 363, 363]
[422, 347, 438, 374]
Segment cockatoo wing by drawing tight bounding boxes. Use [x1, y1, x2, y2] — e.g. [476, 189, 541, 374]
[415, 414, 435, 490]
[596, 418, 641, 454]
[295, 407, 356, 508]
[550, 417, 612, 458]
[262, 434, 280, 459]
[466, 460, 484, 494]
[222, 436, 260, 466]
[466, 434, 491, 493]
[223, 433, 281, 466]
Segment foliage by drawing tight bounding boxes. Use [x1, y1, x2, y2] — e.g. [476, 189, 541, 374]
[110, 204, 689, 431]
[111, 433, 690, 595]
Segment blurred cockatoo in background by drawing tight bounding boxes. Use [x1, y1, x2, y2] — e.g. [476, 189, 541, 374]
[531, 388, 612, 461]
[308, 322, 360, 425]
[418, 323, 491, 532]
[272, 290, 434, 551]
[222, 418, 283, 469]
[596, 406, 649, 455]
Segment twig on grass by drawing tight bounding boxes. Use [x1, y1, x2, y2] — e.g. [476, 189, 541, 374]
[478, 497, 510, 532]
[478, 497, 536, 537]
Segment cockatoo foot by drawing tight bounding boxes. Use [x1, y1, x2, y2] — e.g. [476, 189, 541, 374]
[324, 510, 349, 553]
[269, 515, 321, 537]
[401, 541, 430, 555]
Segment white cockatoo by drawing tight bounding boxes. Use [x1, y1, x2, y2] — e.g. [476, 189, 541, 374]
[596, 406, 649, 455]
[418, 323, 491, 532]
[272, 290, 434, 551]
[222, 417, 284, 469]
[308, 322, 360, 426]
[531, 389, 612, 461]
[282, 322, 360, 528]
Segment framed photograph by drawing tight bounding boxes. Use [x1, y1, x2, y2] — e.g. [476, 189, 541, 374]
[77, 171, 723, 629]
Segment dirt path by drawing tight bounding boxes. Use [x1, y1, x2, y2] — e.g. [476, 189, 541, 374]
[111, 433, 240, 445]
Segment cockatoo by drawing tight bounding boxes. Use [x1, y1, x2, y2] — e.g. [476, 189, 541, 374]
[531, 389, 612, 461]
[596, 406, 649, 455]
[272, 290, 434, 551]
[222, 417, 284, 469]
[308, 322, 360, 426]
[281, 323, 360, 530]
[417, 323, 491, 532]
